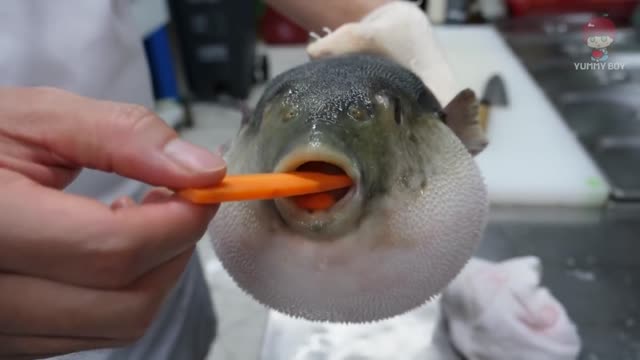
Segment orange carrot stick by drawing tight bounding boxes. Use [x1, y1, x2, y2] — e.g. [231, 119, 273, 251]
[177, 172, 352, 204]
[292, 192, 337, 210]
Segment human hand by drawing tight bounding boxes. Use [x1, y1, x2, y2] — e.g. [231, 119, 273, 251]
[0, 87, 225, 359]
[306, 1, 460, 106]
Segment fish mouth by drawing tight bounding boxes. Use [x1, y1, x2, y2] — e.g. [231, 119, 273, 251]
[291, 161, 354, 209]
[273, 147, 362, 235]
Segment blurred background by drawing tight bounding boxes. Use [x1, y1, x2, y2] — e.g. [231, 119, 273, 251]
[131, 0, 640, 359]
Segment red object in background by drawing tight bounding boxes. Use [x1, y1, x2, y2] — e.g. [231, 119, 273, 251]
[260, 7, 309, 44]
[583, 16, 617, 42]
[507, 0, 640, 18]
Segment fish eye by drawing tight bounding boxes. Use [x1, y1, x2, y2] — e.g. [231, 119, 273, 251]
[348, 105, 366, 121]
[393, 97, 403, 125]
[282, 107, 297, 122]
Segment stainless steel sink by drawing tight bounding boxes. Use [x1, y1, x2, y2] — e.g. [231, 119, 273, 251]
[499, 13, 640, 68]
[487, 16, 640, 360]
[498, 16, 640, 202]
[558, 100, 640, 144]
[476, 209, 640, 360]
[593, 139, 640, 199]
[530, 65, 631, 96]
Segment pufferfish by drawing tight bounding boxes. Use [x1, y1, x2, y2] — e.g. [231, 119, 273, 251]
[208, 53, 489, 323]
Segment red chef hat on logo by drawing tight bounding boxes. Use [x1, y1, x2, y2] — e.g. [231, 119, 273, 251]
[583, 16, 617, 44]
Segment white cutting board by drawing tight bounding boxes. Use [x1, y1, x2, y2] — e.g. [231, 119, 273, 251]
[264, 26, 610, 207]
[435, 26, 610, 207]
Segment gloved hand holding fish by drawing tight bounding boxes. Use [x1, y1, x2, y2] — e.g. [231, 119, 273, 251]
[201, 1, 489, 323]
[307, 0, 461, 106]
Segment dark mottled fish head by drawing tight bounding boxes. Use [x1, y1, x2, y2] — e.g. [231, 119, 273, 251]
[209, 53, 489, 323]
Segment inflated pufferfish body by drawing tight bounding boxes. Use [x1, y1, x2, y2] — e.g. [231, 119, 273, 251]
[209, 53, 489, 323]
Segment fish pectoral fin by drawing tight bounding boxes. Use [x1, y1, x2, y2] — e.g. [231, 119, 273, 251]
[238, 101, 252, 126]
[216, 140, 232, 157]
[443, 89, 488, 156]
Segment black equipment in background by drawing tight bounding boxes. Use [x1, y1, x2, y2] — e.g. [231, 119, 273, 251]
[168, 0, 267, 100]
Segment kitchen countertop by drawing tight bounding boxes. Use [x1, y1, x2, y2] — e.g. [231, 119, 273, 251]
[181, 30, 640, 360]
[260, 204, 640, 360]
[478, 205, 640, 360]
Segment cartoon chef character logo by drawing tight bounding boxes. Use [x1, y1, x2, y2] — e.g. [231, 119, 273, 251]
[583, 16, 616, 62]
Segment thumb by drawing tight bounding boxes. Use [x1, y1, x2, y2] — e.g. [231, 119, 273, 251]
[1, 87, 226, 189]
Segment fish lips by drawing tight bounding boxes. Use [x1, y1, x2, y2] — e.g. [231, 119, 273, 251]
[272, 145, 364, 238]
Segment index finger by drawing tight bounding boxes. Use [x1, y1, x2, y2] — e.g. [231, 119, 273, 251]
[0, 170, 216, 289]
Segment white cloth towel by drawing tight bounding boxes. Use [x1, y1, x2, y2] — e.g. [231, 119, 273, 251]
[434, 257, 582, 360]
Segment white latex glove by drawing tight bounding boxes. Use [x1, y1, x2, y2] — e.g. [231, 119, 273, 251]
[436, 257, 582, 360]
[306, 1, 460, 106]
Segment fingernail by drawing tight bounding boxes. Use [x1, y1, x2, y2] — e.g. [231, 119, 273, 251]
[164, 139, 226, 172]
[143, 188, 174, 204]
[110, 196, 136, 210]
